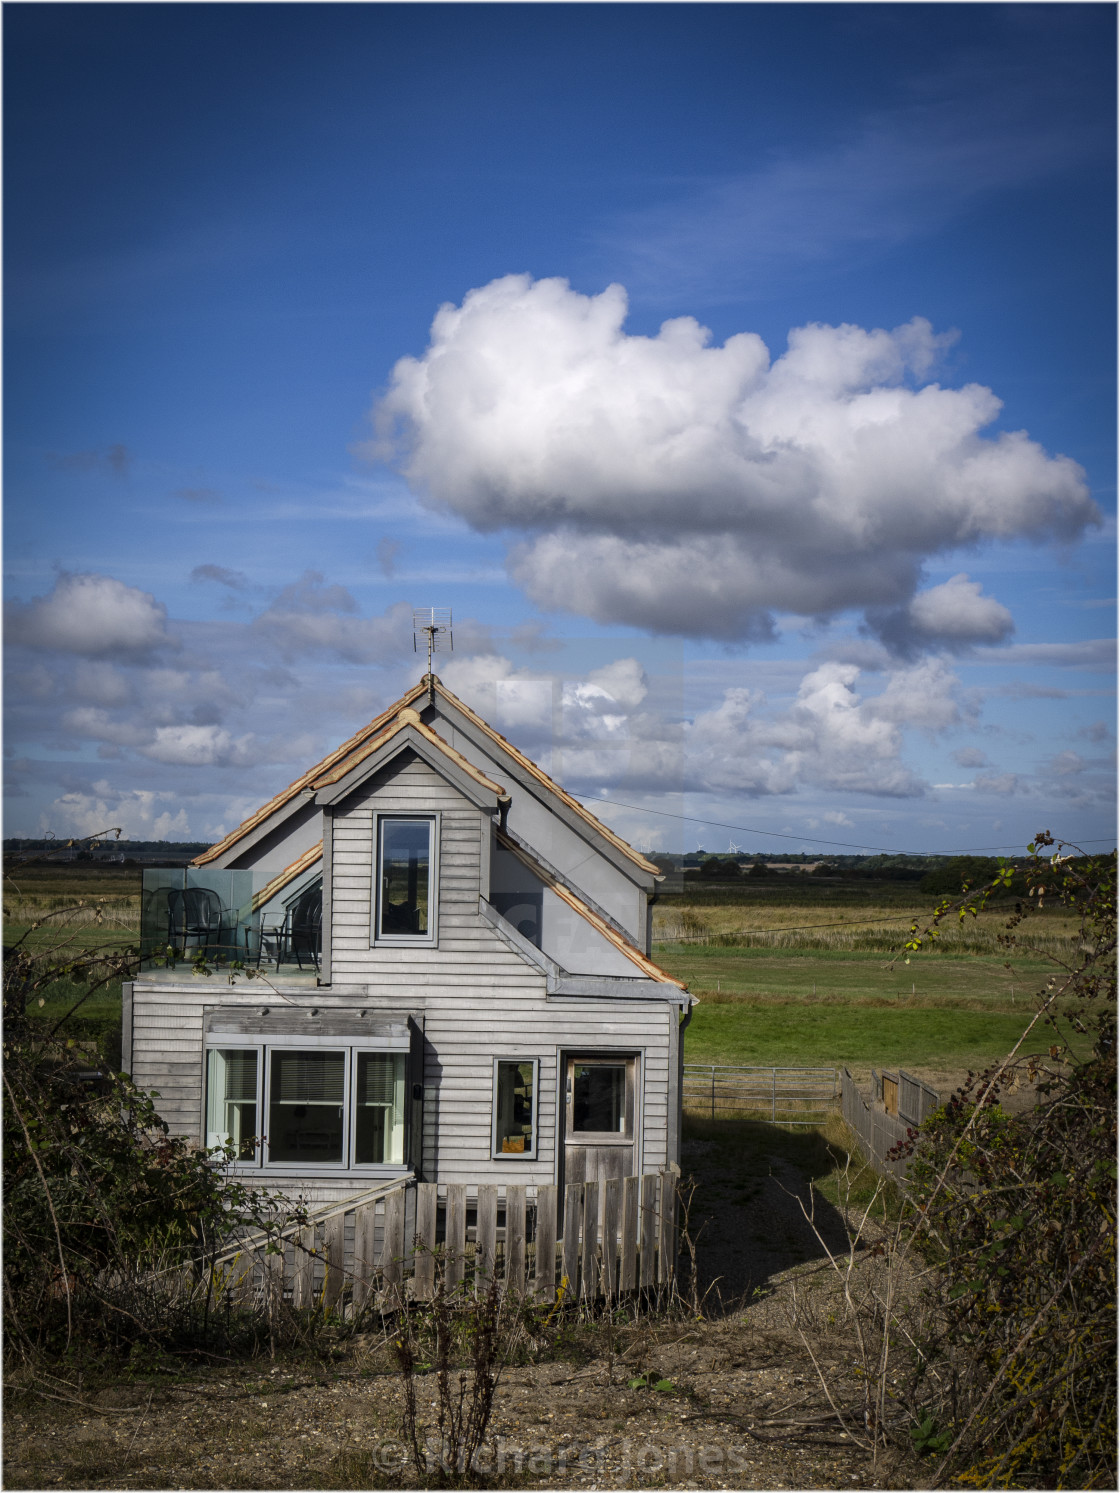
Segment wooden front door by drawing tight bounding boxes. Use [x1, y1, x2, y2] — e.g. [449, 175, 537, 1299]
[562, 1055, 637, 1188]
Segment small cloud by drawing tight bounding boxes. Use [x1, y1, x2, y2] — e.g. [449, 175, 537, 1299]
[1047, 750, 1085, 778]
[1079, 720, 1113, 743]
[376, 537, 402, 577]
[192, 564, 249, 590]
[952, 746, 988, 768]
[48, 443, 132, 478]
[870, 574, 1014, 656]
[175, 487, 222, 505]
[972, 772, 1021, 796]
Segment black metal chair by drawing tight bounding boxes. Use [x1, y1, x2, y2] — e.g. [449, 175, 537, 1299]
[166, 886, 226, 957]
[285, 885, 322, 971]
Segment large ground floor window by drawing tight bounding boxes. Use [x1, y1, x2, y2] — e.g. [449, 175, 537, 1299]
[205, 1044, 406, 1168]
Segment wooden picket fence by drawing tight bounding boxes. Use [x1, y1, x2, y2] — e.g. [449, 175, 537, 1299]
[209, 1171, 678, 1315]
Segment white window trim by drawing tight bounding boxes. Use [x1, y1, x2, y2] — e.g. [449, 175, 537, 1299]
[490, 1056, 540, 1161]
[202, 1036, 411, 1176]
[372, 812, 440, 947]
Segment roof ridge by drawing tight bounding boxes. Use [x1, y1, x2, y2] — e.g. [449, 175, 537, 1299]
[312, 707, 510, 801]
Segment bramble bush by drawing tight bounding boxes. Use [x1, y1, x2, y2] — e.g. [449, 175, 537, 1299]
[898, 834, 1116, 1488]
[3, 836, 275, 1363]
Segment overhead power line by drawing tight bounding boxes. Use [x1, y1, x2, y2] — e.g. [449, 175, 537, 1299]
[570, 792, 1116, 858]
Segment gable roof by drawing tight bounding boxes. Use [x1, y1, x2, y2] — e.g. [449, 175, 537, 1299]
[192, 673, 660, 878]
[312, 707, 510, 807]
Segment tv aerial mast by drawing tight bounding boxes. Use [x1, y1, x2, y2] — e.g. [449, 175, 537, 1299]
[413, 607, 453, 704]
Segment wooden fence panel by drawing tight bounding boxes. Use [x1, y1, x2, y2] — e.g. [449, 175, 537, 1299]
[620, 1176, 638, 1292]
[534, 1185, 557, 1301]
[562, 1184, 582, 1298]
[413, 1184, 437, 1300]
[505, 1186, 526, 1294]
[382, 1187, 406, 1298]
[292, 1224, 315, 1309]
[601, 1178, 620, 1299]
[322, 1214, 345, 1311]
[639, 1175, 657, 1288]
[476, 1184, 497, 1290]
[445, 1184, 467, 1290]
[580, 1181, 599, 1300]
[658, 1173, 676, 1285]
[208, 1169, 673, 1316]
[352, 1201, 377, 1310]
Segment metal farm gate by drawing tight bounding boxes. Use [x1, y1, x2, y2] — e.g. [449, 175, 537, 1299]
[682, 1064, 840, 1125]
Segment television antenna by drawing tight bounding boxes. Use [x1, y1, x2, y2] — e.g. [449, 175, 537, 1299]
[413, 607, 453, 702]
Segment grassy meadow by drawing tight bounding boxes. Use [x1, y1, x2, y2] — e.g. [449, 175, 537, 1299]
[655, 873, 1091, 1084]
[3, 860, 1099, 1088]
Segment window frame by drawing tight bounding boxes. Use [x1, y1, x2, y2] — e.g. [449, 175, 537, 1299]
[372, 812, 440, 947]
[490, 1057, 540, 1161]
[202, 1033, 410, 1176]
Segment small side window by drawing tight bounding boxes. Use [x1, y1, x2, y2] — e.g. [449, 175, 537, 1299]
[206, 1048, 259, 1159]
[492, 1059, 538, 1159]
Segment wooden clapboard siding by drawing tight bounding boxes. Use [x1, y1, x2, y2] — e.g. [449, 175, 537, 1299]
[329, 753, 530, 987]
[128, 974, 673, 1187]
[126, 737, 682, 1193]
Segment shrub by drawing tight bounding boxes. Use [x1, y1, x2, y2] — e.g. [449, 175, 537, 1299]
[900, 836, 1117, 1488]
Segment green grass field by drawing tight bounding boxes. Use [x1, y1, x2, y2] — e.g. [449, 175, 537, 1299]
[5, 863, 1102, 1086]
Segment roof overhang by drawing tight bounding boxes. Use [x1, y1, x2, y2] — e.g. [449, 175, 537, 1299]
[313, 710, 510, 811]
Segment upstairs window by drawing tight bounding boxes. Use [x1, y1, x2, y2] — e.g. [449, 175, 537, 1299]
[375, 816, 437, 943]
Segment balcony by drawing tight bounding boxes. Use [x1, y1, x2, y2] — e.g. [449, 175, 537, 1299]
[140, 866, 322, 986]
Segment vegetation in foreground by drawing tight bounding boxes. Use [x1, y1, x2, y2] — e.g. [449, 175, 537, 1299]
[3, 837, 1114, 1491]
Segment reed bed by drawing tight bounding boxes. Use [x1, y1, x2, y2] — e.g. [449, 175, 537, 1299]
[652, 900, 1080, 958]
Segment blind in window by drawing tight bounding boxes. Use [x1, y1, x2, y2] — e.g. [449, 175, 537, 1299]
[271, 1051, 344, 1103]
[356, 1053, 401, 1106]
[223, 1050, 257, 1102]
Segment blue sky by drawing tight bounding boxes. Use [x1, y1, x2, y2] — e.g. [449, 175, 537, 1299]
[5, 3, 1115, 855]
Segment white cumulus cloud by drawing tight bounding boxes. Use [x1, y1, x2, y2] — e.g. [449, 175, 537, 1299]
[6, 572, 175, 659]
[371, 275, 1097, 642]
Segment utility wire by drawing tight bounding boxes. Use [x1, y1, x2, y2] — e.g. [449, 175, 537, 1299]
[571, 792, 1116, 857]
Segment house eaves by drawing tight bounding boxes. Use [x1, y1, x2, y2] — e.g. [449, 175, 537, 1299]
[312, 708, 511, 811]
[250, 842, 323, 913]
